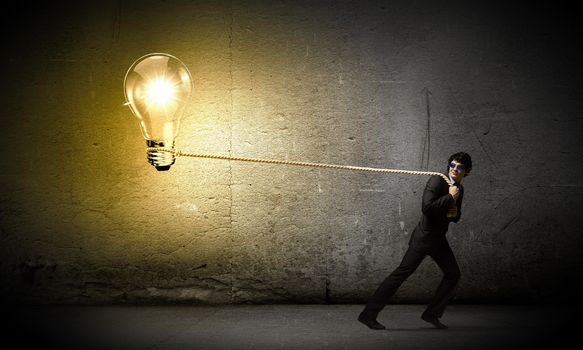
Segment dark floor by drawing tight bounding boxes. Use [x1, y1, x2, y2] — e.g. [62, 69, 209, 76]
[3, 304, 580, 350]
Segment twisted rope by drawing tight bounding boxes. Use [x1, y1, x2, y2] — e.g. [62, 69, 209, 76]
[147, 147, 452, 186]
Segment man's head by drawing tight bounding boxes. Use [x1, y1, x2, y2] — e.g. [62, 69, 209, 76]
[447, 152, 472, 183]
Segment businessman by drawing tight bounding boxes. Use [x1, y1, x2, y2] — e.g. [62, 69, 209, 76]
[358, 152, 472, 330]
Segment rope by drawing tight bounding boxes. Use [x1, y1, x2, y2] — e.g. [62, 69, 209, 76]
[147, 147, 453, 186]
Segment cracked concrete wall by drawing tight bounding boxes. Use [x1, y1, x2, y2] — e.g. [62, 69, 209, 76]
[1, 0, 582, 304]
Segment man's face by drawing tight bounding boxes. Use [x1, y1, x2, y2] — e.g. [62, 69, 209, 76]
[448, 160, 467, 183]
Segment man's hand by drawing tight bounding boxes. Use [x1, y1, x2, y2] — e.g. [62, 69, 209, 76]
[449, 185, 460, 200]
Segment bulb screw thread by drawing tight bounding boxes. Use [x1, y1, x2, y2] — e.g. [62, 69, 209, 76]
[146, 140, 176, 171]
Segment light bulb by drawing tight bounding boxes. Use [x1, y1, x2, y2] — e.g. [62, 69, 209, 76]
[124, 53, 193, 171]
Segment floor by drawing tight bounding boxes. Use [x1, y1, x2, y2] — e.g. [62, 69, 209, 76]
[3, 304, 579, 350]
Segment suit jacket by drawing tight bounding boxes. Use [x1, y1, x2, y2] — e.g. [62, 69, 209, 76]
[410, 175, 464, 246]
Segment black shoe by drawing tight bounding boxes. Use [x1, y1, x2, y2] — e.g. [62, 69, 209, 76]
[421, 314, 448, 329]
[358, 312, 386, 330]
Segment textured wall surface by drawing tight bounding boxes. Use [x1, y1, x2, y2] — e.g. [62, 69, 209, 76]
[1, 0, 582, 304]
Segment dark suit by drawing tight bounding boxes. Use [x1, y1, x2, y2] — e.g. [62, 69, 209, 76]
[362, 175, 463, 320]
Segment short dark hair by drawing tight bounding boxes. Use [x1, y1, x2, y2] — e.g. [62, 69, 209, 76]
[447, 152, 472, 176]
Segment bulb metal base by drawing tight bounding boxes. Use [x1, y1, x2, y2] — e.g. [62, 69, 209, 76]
[146, 140, 175, 171]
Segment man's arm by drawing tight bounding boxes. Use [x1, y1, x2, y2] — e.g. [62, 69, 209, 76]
[450, 190, 463, 223]
[422, 176, 455, 216]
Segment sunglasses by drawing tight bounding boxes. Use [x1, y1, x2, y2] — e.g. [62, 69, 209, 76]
[449, 162, 466, 171]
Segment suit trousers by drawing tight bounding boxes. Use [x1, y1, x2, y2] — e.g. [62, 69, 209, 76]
[362, 238, 461, 319]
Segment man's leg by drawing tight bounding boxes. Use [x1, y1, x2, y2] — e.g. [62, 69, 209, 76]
[360, 244, 427, 322]
[423, 240, 461, 322]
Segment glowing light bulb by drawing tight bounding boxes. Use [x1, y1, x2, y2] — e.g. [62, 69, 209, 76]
[124, 53, 193, 171]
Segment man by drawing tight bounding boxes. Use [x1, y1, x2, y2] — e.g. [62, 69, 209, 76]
[358, 152, 472, 330]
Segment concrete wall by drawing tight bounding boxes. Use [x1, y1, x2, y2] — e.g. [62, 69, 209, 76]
[1, 0, 582, 304]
